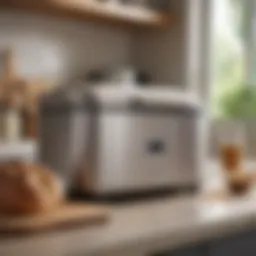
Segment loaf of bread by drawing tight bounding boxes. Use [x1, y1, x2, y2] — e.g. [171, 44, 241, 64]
[0, 161, 64, 215]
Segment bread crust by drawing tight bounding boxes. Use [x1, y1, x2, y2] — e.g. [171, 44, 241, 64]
[0, 161, 63, 215]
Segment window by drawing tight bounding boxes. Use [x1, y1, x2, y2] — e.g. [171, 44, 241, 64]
[212, 0, 246, 117]
[209, 0, 256, 157]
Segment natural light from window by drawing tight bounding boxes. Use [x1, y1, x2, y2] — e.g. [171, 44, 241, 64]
[212, 0, 244, 117]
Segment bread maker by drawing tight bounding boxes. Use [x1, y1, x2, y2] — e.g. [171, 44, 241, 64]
[39, 85, 203, 196]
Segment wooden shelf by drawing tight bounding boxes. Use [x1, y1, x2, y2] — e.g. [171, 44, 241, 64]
[0, 0, 172, 28]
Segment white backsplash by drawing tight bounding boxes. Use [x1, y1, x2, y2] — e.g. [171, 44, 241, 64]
[0, 10, 131, 85]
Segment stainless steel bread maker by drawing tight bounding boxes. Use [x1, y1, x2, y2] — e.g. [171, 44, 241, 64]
[39, 85, 203, 196]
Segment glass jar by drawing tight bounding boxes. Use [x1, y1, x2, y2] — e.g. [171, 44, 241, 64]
[0, 106, 22, 142]
[218, 120, 245, 172]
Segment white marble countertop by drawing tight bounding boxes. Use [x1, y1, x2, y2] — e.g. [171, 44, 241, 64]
[1, 194, 256, 256]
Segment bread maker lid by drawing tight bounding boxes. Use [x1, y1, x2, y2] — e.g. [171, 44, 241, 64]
[40, 83, 89, 111]
[40, 84, 202, 114]
[88, 85, 202, 112]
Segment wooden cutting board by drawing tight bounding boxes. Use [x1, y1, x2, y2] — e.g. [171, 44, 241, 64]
[0, 203, 109, 235]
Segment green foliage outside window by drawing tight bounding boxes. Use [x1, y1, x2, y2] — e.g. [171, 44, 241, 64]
[218, 85, 256, 119]
[212, 0, 251, 119]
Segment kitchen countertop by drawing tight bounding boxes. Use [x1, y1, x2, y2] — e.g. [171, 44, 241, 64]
[2, 193, 256, 256]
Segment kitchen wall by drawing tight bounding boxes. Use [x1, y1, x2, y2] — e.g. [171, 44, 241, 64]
[0, 10, 131, 85]
[0, 2, 191, 87]
[131, 0, 193, 88]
